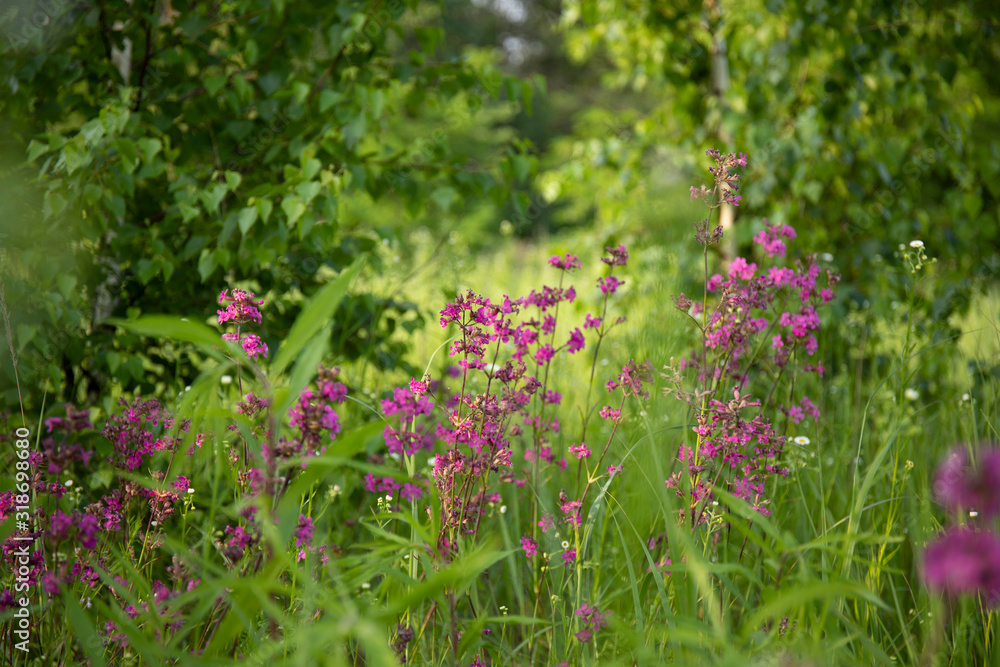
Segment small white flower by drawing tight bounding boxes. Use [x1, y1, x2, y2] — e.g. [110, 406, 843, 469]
[904, 388, 920, 401]
[64, 479, 74, 487]
[385, 495, 393, 502]
[794, 436, 811, 446]
[500, 505, 507, 514]
[962, 393, 971, 401]
[187, 488, 195, 494]
[909, 240, 924, 248]
[819, 252, 834, 263]
[561, 540, 570, 549]
[711, 500, 719, 506]
[184, 386, 191, 392]
[361, 582, 371, 590]
[970, 511, 979, 518]
[151, 521, 158, 526]
[427, 456, 437, 467]
[898, 244, 906, 251]
[221, 374, 233, 385]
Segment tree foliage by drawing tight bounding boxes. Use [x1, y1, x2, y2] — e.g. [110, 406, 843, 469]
[0, 0, 536, 410]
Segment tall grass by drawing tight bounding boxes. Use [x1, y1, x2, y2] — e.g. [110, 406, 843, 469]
[2, 176, 998, 666]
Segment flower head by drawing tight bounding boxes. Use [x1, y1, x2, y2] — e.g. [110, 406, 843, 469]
[922, 527, 1000, 604]
[933, 446, 1000, 518]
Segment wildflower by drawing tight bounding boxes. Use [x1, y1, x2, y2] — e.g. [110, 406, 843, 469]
[601, 244, 629, 267]
[728, 257, 757, 281]
[521, 536, 537, 558]
[904, 388, 919, 401]
[561, 547, 577, 566]
[549, 254, 581, 270]
[793, 436, 810, 445]
[575, 603, 612, 643]
[569, 442, 591, 459]
[598, 276, 624, 295]
[567, 328, 585, 354]
[910, 240, 924, 248]
[922, 527, 1000, 605]
[933, 446, 1000, 518]
[599, 406, 621, 422]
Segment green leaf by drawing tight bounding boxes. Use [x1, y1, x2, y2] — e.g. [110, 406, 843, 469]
[237, 206, 258, 234]
[204, 75, 228, 96]
[271, 258, 365, 377]
[256, 197, 273, 222]
[179, 202, 200, 223]
[198, 250, 216, 281]
[115, 138, 138, 174]
[106, 315, 223, 351]
[521, 79, 534, 114]
[200, 184, 227, 213]
[319, 89, 344, 112]
[57, 274, 77, 299]
[430, 186, 457, 212]
[225, 170, 242, 190]
[296, 180, 321, 202]
[16, 324, 38, 350]
[281, 195, 306, 226]
[99, 105, 129, 135]
[83, 118, 107, 145]
[63, 135, 91, 175]
[27, 139, 48, 162]
[62, 593, 107, 667]
[136, 137, 162, 164]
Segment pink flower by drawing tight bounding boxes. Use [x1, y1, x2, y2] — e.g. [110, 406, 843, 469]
[922, 527, 1000, 604]
[599, 406, 621, 422]
[728, 257, 757, 281]
[933, 447, 1000, 518]
[567, 328, 585, 354]
[549, 254, 581, 270]
[535, 344, 555, 365]
[521, 536, 537, 558]
[598, 276, 624, 295]
[570, 443, 591, 459]
[601, 244, 629, 267]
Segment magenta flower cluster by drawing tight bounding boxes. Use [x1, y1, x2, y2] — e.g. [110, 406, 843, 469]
[662, 150, 839, 534]
[365, 245, 634, 559]
[923, 445, 1000, 605]
[574, 603, 611, 643]
[218, 288, 269, 359]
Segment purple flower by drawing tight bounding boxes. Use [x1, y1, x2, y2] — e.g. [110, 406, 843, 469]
[534, 344, 555, 365]
[549, 254, 581, 270]
[567, 327, 585, 354]
[601, 244, 629, 267]
[574, 603, 611, 643]
[923, 527, 1000, 604]
[294, 515, 314, 547]
[239, 333, 268, 359]
[933, 446, 1000, 518]
[598, 276, 623, 295]
[728, 257, 757, 281]
[521, 536, 537, 558]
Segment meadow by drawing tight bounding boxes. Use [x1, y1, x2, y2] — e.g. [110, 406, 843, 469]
[2, 149, 998, 667]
